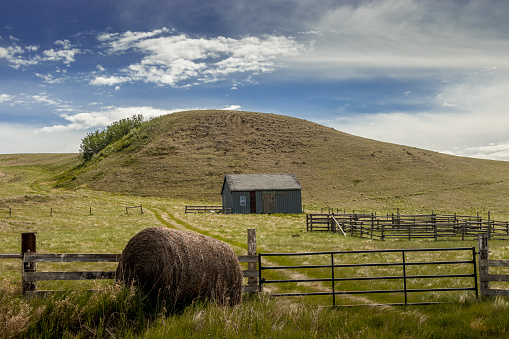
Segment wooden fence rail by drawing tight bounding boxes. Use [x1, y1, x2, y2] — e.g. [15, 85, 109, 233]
[2, 230, 259, 295]
[307, 212, 509, 240]
[184, 206, 231, 214]
[478, 233, 509, 297]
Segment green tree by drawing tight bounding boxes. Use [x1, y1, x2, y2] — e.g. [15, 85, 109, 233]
[79, 114, 144, 161]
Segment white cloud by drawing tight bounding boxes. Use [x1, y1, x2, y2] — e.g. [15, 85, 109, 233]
[39, 106, 182, 133]
[222, 105, 241, 110]
[92, 30, 306, 87]
[89, 75, 130, 86]
[327, 69, 509, 161]
[98, 27, 173, 52]
[289, 0, 509, 79]
[0, 39, 81, 70]
[35, 72, 67, 84]
[0, 123, 82, 154]
[0, 94, 13, 103]
[451, 142, 509, 161]
[0, 92, 71, 110]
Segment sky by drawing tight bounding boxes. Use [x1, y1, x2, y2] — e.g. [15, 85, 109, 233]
[1, 0, 509, 161]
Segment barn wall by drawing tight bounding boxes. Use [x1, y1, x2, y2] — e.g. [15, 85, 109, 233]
[222, 183, 233, 211]
[277, 189, 302, 214]
[231, 191, 251, 214]
[256, 190, 302, 214]
[223, 184, 302, 214]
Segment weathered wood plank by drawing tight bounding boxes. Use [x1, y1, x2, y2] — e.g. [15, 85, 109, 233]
[24, 271, 115, 281]
[0, 254, 22, 259]
[25, 289, 104, 297]
[23, 253, 121, 263]
[480, 273, 509, 282]
[242, 270, 258, 278]
[481, 259, 509, 268]
[237, 255, 258, 263]
[481, 289, 509, 297]
[242, 285, 259, 293]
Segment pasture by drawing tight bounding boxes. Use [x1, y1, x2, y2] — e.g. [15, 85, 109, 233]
[2, 155, 509, 337]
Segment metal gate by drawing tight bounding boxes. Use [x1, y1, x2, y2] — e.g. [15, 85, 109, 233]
[258, 247, 478, 306]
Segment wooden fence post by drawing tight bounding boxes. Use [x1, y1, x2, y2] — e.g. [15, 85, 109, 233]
[247, 229, 257, 288]
[21, 232, 37, 294]
[488, 211, 491, 240]
[478, 233, 489, 296]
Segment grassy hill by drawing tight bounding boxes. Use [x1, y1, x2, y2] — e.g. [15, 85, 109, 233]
[54, 110, 509, 213]
[4, 112, 509, 338]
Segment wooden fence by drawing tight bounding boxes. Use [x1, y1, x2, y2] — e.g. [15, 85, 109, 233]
[184, 206, 232, 214]
[5, 231, 509, 300]
[2, 206, 147, 217]
[478, 233, 509, 296]
[307, 212, 509, 240]
[2, 230, 259, 296]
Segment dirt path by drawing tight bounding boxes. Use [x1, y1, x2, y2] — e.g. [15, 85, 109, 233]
[148, 206, 398, 307]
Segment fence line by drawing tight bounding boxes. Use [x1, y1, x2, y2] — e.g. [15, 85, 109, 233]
[2, 230, 259, 295]
[259, 247, 478, 306]
[478, 233, 509, 297]
[2, 206, 148, 217]
[307, 212, 509, 240]
[184, 206, 231, 214]
[126, 205, 143, 214]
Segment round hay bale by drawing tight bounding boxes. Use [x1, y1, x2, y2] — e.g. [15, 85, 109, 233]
[116, 227, 242, 308]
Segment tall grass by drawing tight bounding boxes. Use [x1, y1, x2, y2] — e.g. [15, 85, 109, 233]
[4, 286, 509, 338]
[0, 283, 167, 338]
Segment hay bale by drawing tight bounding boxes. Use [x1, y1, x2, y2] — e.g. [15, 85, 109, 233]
[116, 227, 242, 308]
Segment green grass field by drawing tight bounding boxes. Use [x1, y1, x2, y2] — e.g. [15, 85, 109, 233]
[3, 154, 509, 338]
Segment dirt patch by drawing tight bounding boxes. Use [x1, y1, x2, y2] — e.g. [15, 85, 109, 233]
[0, 170, 11, 182]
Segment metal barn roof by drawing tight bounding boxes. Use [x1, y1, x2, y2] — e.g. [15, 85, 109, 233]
[223, 174, 302, 192]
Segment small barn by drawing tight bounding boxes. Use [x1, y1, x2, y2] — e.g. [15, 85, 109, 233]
[221, 174, 303, 214]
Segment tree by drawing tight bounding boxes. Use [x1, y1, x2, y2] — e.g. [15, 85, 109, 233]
[79, 114, 144, 161]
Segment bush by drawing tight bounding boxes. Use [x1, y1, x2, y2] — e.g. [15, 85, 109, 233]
[80, 115, 144, 162]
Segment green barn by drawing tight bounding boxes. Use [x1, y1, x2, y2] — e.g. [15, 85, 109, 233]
[221, 174, 303, 214]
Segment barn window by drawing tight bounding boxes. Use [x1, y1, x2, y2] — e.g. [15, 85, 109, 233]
[240, 196, 246, 206]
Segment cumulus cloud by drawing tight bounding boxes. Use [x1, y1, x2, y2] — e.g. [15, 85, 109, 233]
[91, 29, 307, 87]
[89, 75, 130, 86]
[0, 38, 81, 70]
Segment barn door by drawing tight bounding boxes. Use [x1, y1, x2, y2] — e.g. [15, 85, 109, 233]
[250, 191, 256, 213]
[262, 193, 275, 214]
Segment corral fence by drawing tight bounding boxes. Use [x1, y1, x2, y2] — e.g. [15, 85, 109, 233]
[3, 232, 509, 303]
[185, 206, 232, 214]
[258, 247, 478, 306]
[306, 212, 509, 240]
[0, 230, 258, 296]
[478, 233, 509, 296]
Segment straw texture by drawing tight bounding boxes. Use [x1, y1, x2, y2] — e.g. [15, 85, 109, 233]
[116, 227, 242, 308]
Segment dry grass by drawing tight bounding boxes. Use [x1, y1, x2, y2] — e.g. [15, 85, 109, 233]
[4, 148, 509, 337]
[52, 110, 509, 214]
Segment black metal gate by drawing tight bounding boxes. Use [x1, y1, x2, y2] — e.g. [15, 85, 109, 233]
[258, 247, 478, 306]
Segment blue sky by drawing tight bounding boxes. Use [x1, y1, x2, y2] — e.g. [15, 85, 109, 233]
[1, 0, 509, 161]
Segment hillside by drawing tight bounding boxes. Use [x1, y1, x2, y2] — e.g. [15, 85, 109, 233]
[55, 110, 509, 213]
